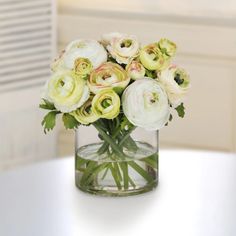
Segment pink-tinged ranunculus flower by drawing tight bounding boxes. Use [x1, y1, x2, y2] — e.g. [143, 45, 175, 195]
[126, 60, 146, 80]
[88, 62, 130, 94]
[102, 32, 139, 64]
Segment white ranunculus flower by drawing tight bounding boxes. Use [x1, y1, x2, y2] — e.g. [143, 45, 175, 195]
[103, 32, 140, 64]
[157, 65, 190, 107]
[122, 78, 170, 130]
[101, 32, 123, 46]
[52, 39, 107, 71]
[46, 70, 89, 113]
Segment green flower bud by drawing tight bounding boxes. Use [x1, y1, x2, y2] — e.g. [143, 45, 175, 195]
[157, 38, 177, 58]
[74, 58, 93, 78]
[139, 44, 169, 71]
[92, 89, 120, 119]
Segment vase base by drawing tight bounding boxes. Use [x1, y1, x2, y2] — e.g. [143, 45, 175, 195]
[75, 142, 158, 197]
[75, 180, 158, 197]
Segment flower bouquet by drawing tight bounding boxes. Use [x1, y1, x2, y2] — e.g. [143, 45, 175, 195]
[40, 32, 190, 196]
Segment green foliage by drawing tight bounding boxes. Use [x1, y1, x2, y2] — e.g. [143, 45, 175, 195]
[145, 69, 157, 79]
[165, 113, 173, 126]
[62, 113, 80, 129]
[107, 56, 117, 63]
[39, 99, 56, 110]
[120, 115, 134, 131]
[41, 111, 60, 134]
[175, 103, 185, 118]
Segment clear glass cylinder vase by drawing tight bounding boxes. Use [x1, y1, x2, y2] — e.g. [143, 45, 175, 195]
[75, 120, 158, 196]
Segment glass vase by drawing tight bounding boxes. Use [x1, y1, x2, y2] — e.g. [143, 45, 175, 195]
[75, 119, 158, 196]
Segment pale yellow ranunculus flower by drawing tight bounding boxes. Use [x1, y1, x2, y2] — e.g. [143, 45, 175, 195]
[73, 58, 93, 78]
[157, 38, 177, 58]
[92, 89, 120, 119]
[46, 70, 89, 113]
[139, 44, 169, 71]
[71, 97, 98, 125]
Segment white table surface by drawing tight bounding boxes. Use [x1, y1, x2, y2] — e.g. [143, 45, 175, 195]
[0, 150, 236, 236]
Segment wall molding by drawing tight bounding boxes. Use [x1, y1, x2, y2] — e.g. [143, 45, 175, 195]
[58, 14, 236, 60]
[58, 0, 236, 27]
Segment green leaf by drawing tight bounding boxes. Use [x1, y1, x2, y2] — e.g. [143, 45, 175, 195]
[62, 113, 80, 130]
[93, 122, 126, 158]
[142, 154, 158, 169]
[41, 111, 60, 133]
[75, 157, 88, 172]
[82, 163, 109, 186]
[128, 176, 136, 188]
[122, 135, 138, 151]
[113, 162, 122, 182]
[175, 103, 185, 118]
[101, 166, 110, 180]
[165, 113, 173, 126]
[80, 161, 98, 186]
[128, 161, 154, 182]
[120, 115, 134, 131]
[39, 99, 56, 110]
[109, 163, 122, 190]
[120, 162, 129, 190]
[145, 69, 157, 79]
[107, 56, 116, 63]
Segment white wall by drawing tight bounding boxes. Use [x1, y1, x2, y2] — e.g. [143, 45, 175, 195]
[0, 88, 58, 170]
[58, 0, 236, 18]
